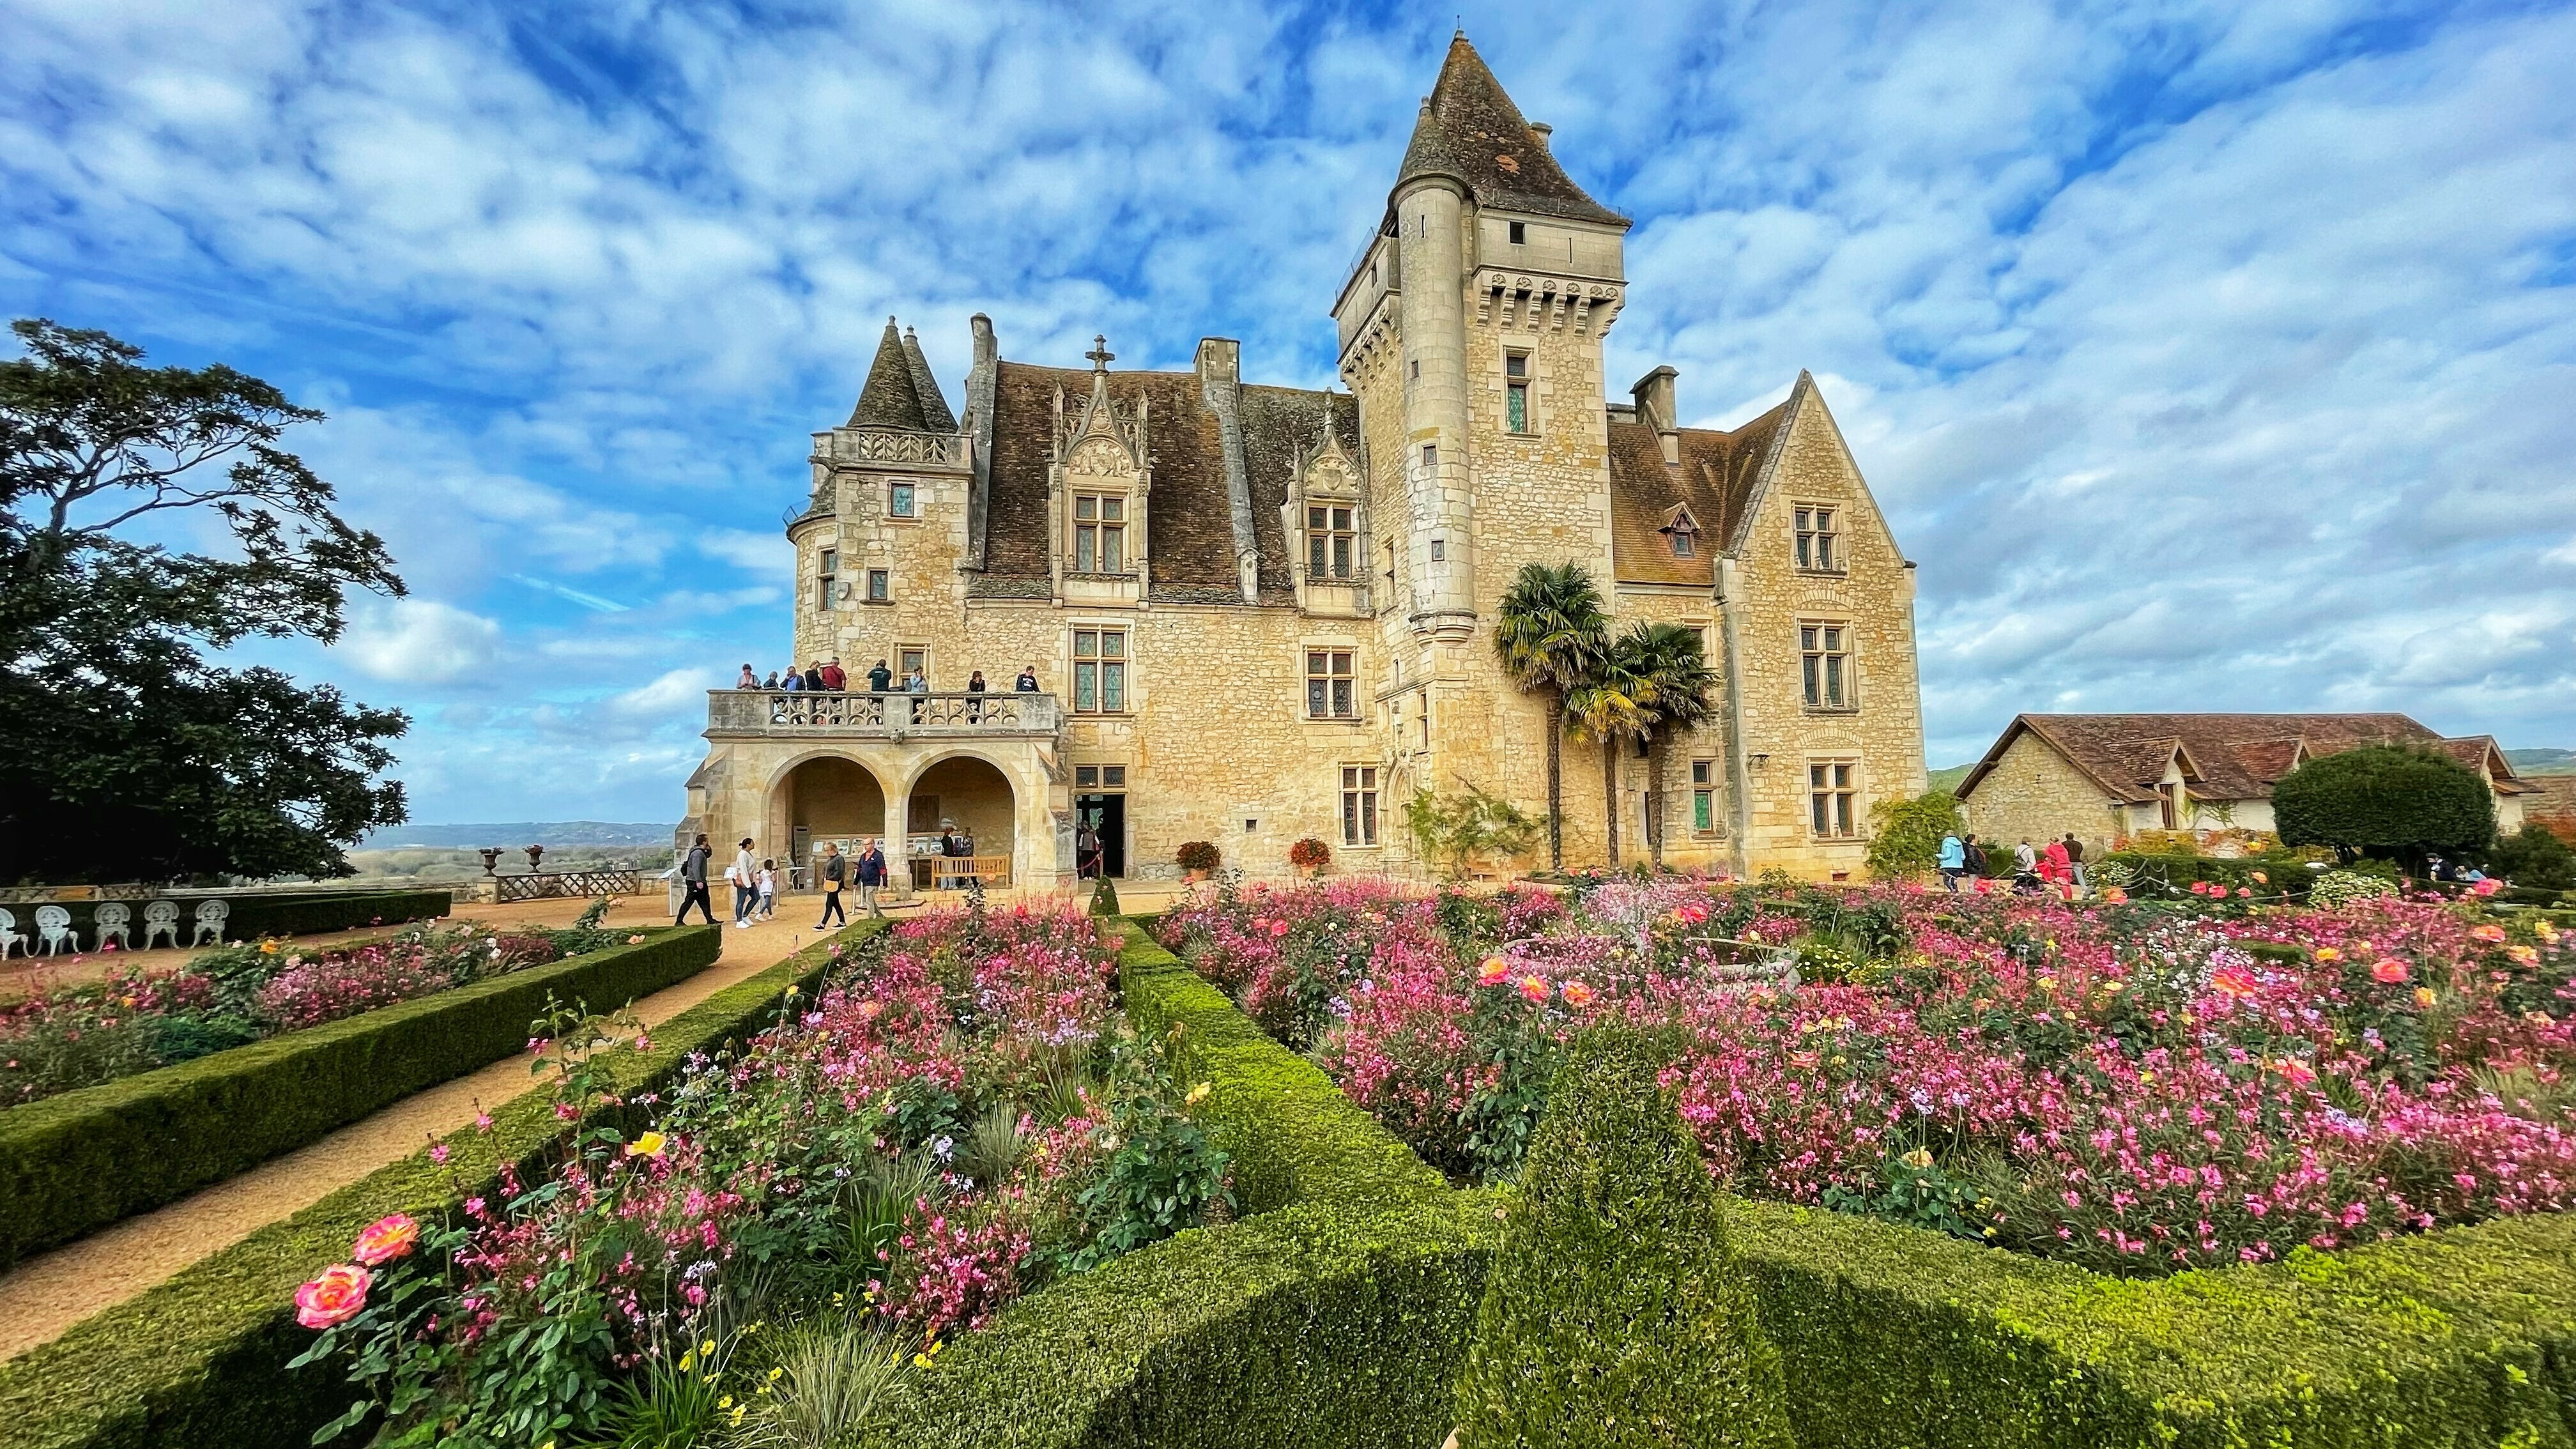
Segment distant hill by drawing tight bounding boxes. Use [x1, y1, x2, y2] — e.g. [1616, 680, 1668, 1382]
[360, 821, 673, 850]
[1928, 763, 1975, 792]
[2508, 748, 2576, 776]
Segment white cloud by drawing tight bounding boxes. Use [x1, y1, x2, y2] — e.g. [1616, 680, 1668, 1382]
[339, 598, 502, 684]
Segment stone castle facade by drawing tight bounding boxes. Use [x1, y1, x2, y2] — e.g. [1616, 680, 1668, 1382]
[681, 35, 1927, 892]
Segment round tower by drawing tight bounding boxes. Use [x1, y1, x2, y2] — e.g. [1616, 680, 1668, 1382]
[1393, 167, 1477, 642]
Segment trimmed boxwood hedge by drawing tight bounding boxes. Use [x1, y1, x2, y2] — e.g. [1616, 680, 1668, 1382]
[30, 889, 454, 945]
[2099, 852, 2320, 898]
[0, 920, 885, 1449]
[0, 925, 718, 1271]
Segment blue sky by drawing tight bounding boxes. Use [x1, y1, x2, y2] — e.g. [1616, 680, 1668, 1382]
[5, 0, 2572, 824]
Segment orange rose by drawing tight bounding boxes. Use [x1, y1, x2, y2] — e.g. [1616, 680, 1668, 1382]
[294, 1264, 371, 1330]
[1478, 958, 1510, 986]
[350, 1213, 419, 1266]
[1517, 974, 1549, 1003]
[1562, 981, 1597, 1008]
[2472, 924, 2507, 944]
[2371, 958, 2410, 985]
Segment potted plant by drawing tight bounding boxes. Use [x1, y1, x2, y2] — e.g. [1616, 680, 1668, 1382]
[1288, 837, 1331, 880]
[1176, 840, 1221, 881]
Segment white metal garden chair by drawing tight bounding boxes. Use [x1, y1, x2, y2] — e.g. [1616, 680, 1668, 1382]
[94, 901, 133, 951]
[33, 905, 77, 956]
[190, 898, 231, 947]
[141, 900, 182, 949]
[0, 908, 26, 958]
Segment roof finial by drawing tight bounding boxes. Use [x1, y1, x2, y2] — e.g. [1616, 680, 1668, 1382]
[1085, 334, 1115, 371]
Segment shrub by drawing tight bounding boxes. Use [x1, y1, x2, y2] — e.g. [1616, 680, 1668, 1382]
[1453, 1028, 1794, 1449]
[1175, 841, 1220, 873]
[2310, 868, 2400, 908]
[1404, 786, 1540, 881]
[2489, 822, 2576, 891]
[1087, 875, 1121, 916]
[1288, 836, 1331, 871]
[1862, 789, 1963, 882]
[2275, 744, 2497, 863]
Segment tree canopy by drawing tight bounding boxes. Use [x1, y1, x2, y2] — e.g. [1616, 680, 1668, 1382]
[2272, 744, 2494, 865]
[1, 318, 408, 883]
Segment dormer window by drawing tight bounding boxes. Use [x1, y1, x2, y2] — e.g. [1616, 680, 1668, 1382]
[1307, 505, 1355, 579]
[1074, 493, 1126, 573]
[1660, 505, 1701, 560]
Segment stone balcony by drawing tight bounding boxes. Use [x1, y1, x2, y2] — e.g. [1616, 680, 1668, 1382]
[705, 690, 1061, 740]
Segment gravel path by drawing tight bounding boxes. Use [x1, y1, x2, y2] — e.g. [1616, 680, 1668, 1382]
[0, 900, 838, 1363]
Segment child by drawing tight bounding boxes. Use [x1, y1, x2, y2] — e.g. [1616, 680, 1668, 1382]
[756, 858, 778, 921]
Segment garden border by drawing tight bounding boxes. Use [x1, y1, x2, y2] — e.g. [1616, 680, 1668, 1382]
[0, 925, 720, 1270]
[0, 919, 885, 1449]
[28, 889, 454, 945]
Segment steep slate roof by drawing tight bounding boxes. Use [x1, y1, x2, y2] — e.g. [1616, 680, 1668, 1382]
[975, 358, 1356, 605]
[848, 318, 942, 431]
[900, 326, 956, 432]
[1606, 399, 1790, 585]
[1391, 34, 1627, 229]
[1954, 712, 2501, 804]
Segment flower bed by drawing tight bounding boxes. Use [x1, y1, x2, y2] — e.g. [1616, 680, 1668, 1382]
[2, 912, 625, 1108]
[288, 904, 1233, 1448]
[1162, 878, 2576, 1276]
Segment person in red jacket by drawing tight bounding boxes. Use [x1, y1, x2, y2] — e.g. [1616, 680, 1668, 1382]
[819, 658, 847, 691]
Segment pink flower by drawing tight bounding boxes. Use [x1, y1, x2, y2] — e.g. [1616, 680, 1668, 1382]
[1562, 981, 1597, 1008]
[474, 1112, 493, 1131]
[294, 1264, 371, 1329]
[428, 1143, 450, 1165]
[1516, 974, 1549, 1004]
[2371, 958, 2410, 985]
[2471, 878, 2501, 898]
[1269, 920, 1291, 937]
[351, 1213, 420, 1266]
[1478, 958, 1509, 986]
[2471, 924, 2507, 943]
[2236, 887, 2252, 899]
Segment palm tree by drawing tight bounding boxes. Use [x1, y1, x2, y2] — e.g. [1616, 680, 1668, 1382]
[1626, 623, 1718, 868]
[1492, 562, 1607, 870]
[1565, 629, 1655, 868]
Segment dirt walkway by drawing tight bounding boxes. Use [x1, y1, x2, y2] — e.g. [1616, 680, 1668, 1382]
[0, 907, 836, 1363]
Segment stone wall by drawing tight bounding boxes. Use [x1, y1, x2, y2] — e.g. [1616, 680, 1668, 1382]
[1959, 729, 2126, 859]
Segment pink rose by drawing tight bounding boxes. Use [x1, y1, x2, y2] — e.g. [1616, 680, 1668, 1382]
[2371, 958, 2410, 985]
[295, 1264, 371, 1329]
[1561, 981, 1597, 1008]
[351, 1213, 420, 1266]
[1517, 974, 1549, 1004]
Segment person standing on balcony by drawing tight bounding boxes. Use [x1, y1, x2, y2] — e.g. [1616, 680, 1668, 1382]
[815, 842, 848, 930]
[676, 834, 716, 925]
[966, 669, 986, 722]
[854, 837, 887, 918]
[736, 664, 758, 689]
[763, 670, 780, 688]
[869, 659, 894, 692]
[803, 661, 825, 691]
[905, 662, 928, 724]
[821, 658, 847, 692]
[781, 664, 805, 693]
[1015, 664, 1039, 693]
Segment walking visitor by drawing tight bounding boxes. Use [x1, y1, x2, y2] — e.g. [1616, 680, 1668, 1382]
[2014, 838, 2041, 894]
[730, 837, 758, 927]
[814, 842, 848, 930]
[1938, 830, 1966, 893]
[2061, 832, 2089, 894]
[676, 833, 716, 925]
[855, 836, 887, 918]
[756, 857, 778, 920]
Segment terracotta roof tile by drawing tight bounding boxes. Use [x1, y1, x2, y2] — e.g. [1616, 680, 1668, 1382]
[1606, 400, 1789, 584]
[1962, 712, 2455, 804]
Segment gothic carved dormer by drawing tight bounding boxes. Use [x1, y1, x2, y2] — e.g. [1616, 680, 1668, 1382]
[1284, 402, 1369, 618]
[1047, 336, 1151, 606]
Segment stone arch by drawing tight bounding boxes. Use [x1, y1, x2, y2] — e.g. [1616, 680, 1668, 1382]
[901, 751, 1020, 884]
[767, 752, 892, 879]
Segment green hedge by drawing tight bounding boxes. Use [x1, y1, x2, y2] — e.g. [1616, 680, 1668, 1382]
[0, 921, 885, 1449]
[2098, 851, 2318, 898]
[1729, 1199, 2576, 1448]
[27, 889, 453, 946]
[0, 926, 717, 1271]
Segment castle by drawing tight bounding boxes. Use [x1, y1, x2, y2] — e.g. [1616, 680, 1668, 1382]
[680, 34, 1926, 892]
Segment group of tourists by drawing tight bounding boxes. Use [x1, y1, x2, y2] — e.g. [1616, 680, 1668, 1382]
[1937, 830, 2090, 896]
[735, 661, 1048, 696]
[673, 832, 891, 929]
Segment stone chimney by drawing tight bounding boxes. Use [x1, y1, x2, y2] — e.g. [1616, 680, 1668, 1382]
[1528, 121, 1553, 150]
[1195, 336, 1239, 387]
[1632, 365, 1680, 465]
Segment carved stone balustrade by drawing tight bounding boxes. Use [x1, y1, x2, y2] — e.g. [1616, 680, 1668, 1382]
[705, 691, 1060, 740]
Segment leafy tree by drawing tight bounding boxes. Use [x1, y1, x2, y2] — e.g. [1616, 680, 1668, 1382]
[1452, 1028, 1796, 1449]
[1564, 634, 1652, 868]
[0, 319, 408, 883]
[1494, 562, 1607, 871]
[1627, 624, 1717, 870]
[2272, 744, 2494, 869]
[1402, 785, 1540, 882]
[2487, 823, 2575, 892]
[1864, 788, 1965, 881]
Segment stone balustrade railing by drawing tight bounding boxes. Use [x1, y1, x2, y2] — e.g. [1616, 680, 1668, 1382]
[705, 690, 1060, 739]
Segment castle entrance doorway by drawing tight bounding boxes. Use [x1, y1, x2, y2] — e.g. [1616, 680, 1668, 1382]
[1074, 763, 1126, 878]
